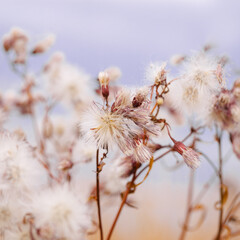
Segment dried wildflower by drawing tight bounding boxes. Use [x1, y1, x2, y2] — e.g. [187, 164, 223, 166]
[102, 156, 133, 195]
[72, 139, 96, 163]
[170, 54, 186, 65]
[113, 88, 159, 135]
[98, 71, 110, 99]
[145, 62, 167, 85]
[31, 184, 92, 240]
[169, 53, 226, 118]
[208, 89, 240, 132]
[80, 103, 137, 154]
[0, 131, 46, 191]
[182, 52, 224, 92]
[44, 53, 91, 107]
[132, 86, 149, 108]
[2, 27, 28, 64]
[174, 141, 200, 169]
[46, 115, 79, 158]
[32, 34, 55, 54]
[111, 89, 132, 113]
[80, 89, 158, 162]
[131, 139, 152, 163]
[166, 126, 200, 169]
[0, 192, 18, 231]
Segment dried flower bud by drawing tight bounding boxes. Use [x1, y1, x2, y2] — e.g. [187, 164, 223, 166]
[156, 97, 164, 106]
[155, 65, 167, 85]
[2, 27, 28, 52]
[170, 54, 186, 65]
[98, 72, 109, 87]
[2, 35, 12, 51]
[32, 34, 55, 54]
[132, 93, 145, 108]
[174, 141, 200, 169]
[132, 87, 149, 108]
[98, 71, 110, 99]
[203, 43, 215, 52]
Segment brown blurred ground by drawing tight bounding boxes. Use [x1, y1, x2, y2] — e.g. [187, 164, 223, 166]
[87, 181, 227, 240]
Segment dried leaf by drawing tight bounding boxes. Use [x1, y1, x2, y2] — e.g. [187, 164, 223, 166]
[97, 162, 106, 172]
[215, 184, 228, 210]
[222, 184, 229, 205]
[187, 204, 207, 231]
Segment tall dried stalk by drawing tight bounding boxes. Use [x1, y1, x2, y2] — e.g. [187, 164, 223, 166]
[215, 131, 224, 240]
[106, 171, 136, 240]
[179, 170, 195, 240]
[96, 148, 103, 240]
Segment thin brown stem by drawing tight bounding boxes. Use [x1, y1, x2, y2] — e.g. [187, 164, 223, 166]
[216, 131, 224, 240]
[136, 126, 199, 179]
[96, 148, 103, 240]
[136, 149, 172, 179]
[106, 172, 136, 240]
[179, 170, 195, 240]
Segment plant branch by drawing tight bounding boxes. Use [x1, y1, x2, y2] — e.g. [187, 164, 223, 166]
[179, 170, 195, 240]
[96, 148, 103, 240]
[215, 130, 224, 240]
[106, 171, 136, 240]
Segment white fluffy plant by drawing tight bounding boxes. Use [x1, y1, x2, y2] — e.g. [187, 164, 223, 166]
[168, 52, 225, 120]
[0, 131, 47, 192]
[30, 184, 92, 240]
[1, 27, 240, 240]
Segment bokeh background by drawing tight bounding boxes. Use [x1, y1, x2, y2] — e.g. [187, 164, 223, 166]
[1, 0, 240, 86]
[1, 0, 240, 239]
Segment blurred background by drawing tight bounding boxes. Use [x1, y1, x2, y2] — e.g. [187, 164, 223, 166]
[0, 0, 240, 86]
[1, 0, 240, 239]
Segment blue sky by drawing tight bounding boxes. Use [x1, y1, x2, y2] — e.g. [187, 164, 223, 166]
[0, 0, 239, 87]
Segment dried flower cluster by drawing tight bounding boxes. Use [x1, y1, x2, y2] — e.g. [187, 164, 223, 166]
[0, 28, 239, 240]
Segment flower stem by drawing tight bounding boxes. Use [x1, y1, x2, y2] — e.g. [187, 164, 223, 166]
[215, 131, 224, 240]
[96, 148, 103, 240]
[179, 170, 195, 240]
[106, 173, 136, 240]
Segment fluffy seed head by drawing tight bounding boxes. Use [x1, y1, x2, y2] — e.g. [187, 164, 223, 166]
[31, 184, 92, 240]
[174, 142, 200, 169]
[145, 62, 167, 85]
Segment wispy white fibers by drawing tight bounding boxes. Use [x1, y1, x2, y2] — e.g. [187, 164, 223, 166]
[79, 87, 159, 162]
[43, 52, 92, 109]
[168, 52, 225, 120]
[31, 184, 92, 240]
[0, 131, 46, 192]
